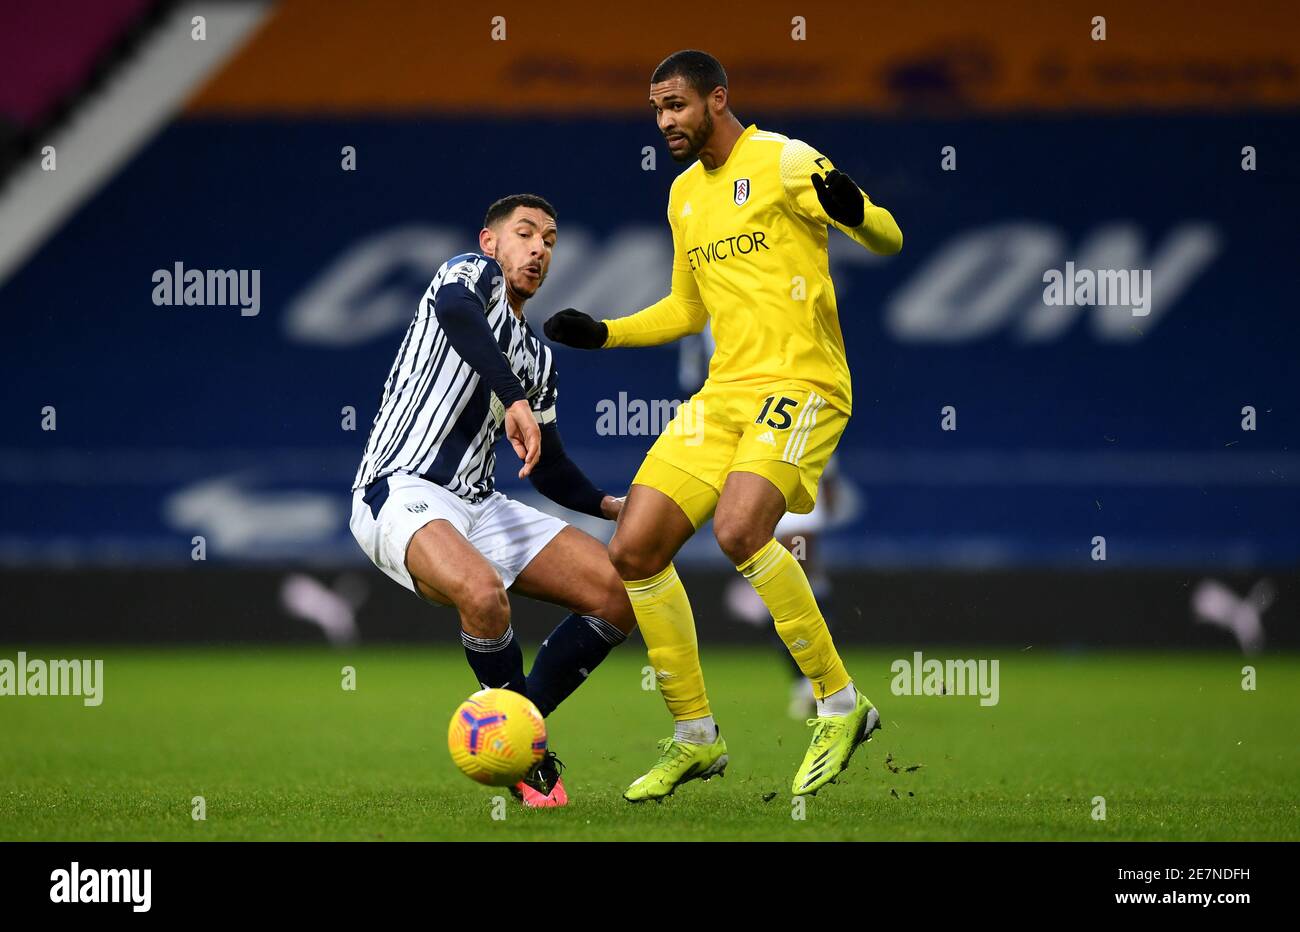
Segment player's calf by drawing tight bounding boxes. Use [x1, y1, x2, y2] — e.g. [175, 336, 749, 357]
[525, 612, 626, 717]
[508, 526, 634, 716]
[448, 582, 526, 695]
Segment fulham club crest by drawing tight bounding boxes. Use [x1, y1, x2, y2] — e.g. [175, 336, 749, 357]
[733, 178, 750, 206]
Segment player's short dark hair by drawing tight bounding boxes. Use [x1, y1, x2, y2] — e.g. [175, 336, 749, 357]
[651, 50, 728, 100]
[484, 193, 557, 229]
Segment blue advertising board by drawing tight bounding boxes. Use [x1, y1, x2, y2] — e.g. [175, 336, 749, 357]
[2, 114, 1296, 567]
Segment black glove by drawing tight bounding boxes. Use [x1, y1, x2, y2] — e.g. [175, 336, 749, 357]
[544, 308, 608, 349]
[811, 169, 865, 227]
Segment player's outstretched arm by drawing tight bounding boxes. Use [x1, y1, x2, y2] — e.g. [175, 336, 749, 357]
[783, 139, 903, 255]
[604, 285, 709, 348]
[527, 423, 621, 519]
[546, 193, 709, 350]
[433, 281, 538, 476]
[544, 291, 709, 351]
[545, 290, 708, 351]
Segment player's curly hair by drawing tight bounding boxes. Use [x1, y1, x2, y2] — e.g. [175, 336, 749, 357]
[651, 50, 728, 99]
[484, 193, 556, 229]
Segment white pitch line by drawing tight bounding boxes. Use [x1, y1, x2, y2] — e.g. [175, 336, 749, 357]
[0, 1, 272, 289]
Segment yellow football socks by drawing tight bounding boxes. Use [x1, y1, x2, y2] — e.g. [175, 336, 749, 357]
[623, 563, 711, 720]
[737, 538, 851, 700]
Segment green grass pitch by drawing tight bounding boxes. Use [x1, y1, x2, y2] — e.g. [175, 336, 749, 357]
[2, 645, 1297, 840]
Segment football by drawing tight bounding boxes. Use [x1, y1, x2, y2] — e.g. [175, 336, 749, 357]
[447, 688, 547, 786]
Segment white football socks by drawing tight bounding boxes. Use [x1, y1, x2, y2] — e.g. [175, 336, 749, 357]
[673, 715, 717, 745]
[817, 681, 858, 717]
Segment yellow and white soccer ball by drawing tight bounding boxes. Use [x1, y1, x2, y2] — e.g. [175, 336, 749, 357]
[447, 688, 547, 786]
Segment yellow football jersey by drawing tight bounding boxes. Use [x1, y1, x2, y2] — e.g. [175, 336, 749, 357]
[603, 123, 901, 413]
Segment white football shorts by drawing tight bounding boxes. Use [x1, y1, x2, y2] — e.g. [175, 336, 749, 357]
[350, 473, 567, 596]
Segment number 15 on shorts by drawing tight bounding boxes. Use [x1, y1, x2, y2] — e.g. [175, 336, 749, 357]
[755, 394, 799, 430]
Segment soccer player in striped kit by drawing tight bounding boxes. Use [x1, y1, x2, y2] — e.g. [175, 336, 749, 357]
[350, 194, 631, 808]
[546, 51, 903, 800]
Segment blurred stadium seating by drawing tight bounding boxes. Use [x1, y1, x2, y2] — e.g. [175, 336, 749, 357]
[2, 0, 1296, 646]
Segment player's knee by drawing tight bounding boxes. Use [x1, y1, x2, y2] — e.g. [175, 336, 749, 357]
[607, 534, 667, 583]
[456, 580, 510, 637]
[713, 515, 768, 565]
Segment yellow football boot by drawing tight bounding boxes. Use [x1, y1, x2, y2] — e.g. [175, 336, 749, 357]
[623, 732, 729, 802]
[792, 692, 880, 796]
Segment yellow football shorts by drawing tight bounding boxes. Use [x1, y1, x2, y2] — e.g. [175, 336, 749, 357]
[632, 379, 847, 529]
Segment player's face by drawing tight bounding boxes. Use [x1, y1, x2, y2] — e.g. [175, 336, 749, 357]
[650, 78, 714, 163]
[483, 207, 556, 301]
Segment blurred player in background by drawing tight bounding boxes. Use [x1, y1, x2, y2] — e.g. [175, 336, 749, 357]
[547, 50, 902, 799]
[350, 194, 631, 808]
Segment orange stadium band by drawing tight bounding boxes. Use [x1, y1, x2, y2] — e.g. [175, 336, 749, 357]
[186, 0, 1300, 116]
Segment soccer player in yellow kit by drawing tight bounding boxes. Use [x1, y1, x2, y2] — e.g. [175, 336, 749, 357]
[545, 50, 902, 800]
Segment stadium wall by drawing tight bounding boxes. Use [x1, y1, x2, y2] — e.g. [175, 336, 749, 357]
[3, 567, 1295, 649]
